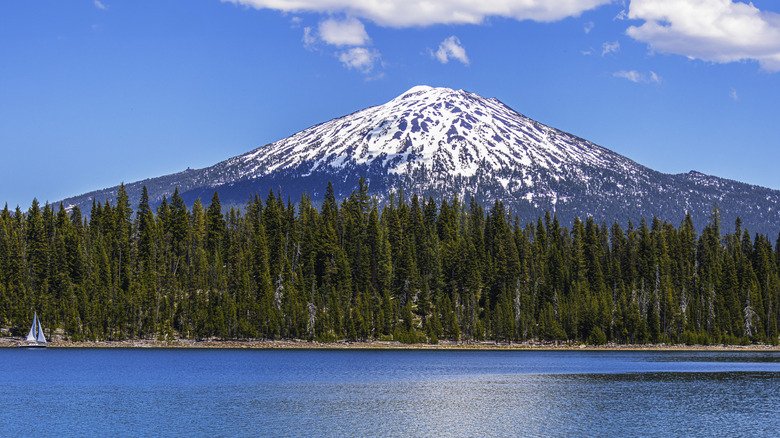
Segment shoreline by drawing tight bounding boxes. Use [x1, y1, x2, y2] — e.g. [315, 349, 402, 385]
[3, 338, 780, 351]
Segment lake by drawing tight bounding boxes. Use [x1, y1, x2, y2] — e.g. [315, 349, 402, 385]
[2, 349, 779, 436]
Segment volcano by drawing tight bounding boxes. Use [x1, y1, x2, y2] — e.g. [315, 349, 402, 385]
[61, 86, 780, 235]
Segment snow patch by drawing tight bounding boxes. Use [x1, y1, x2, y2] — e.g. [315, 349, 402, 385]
[229, 85, 642, 202]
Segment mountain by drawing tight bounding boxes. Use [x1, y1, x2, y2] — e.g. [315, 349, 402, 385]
[61, 85, 780, 236]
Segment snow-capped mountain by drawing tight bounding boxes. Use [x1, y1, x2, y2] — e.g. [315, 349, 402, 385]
[61, 86, 780, 235]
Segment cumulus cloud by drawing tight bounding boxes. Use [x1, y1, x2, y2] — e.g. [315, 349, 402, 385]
[730, 88, 739, 101]
[318, 17, 370, 46]
[602, 41, 620, 56]
[222, 0, 612, 27]
[434, 36, 470, 65]
[94, 0, 106, 10]
[338, 47, 381, 73]
[627, 0, 780, 71]
[613, 70, 662, 83]
[301, 17, 380, 74]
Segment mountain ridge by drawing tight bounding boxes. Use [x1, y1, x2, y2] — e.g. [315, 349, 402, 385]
[60, 86, 780, 236]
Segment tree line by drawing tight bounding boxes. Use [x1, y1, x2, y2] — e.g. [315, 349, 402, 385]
[1, 177, 778, 345]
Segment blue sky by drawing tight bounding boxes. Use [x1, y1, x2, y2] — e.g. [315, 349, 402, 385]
[1, 0, 779, 209]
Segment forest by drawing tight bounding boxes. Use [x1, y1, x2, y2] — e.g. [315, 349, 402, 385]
[1, 177, 778, 345]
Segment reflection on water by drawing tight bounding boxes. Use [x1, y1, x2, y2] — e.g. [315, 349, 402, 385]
[1, 349, 778, 436]
[640, 350, 780, 363]
[247, 372, 779, 437]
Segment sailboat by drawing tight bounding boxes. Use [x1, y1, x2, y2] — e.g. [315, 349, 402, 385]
[19, 312, 47, 348]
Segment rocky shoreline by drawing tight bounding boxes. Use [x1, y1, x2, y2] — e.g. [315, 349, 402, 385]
[3, 338, 780, 351]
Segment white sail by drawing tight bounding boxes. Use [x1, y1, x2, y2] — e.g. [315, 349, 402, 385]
[36, 314, 46, 344]
[19, 312, 47, 347]
[25, 313, 37, 342]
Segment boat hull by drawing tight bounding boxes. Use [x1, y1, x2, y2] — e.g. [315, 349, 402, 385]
[18, 342, 47, 348]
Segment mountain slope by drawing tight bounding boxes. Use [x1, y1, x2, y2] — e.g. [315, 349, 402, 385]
[61, 86, 780, 236]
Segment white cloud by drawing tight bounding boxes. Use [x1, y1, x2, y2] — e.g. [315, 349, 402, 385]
[318, 17, 370, 46]
[94, 0, 106, 10]
[602, 41, 620, 56]
[627, 0, 780, 72]
[338, 47, 380, 73]
[434, 36, 470, 65]
[730, 88, 739, 100]
[614, 70, 642, 82]
[584, 21, 595, 34]
[649, 70, 661, 83]
[302, 27, 317, 50]
[222, 0, 612, 27]
[299, 17, 379, 74]
[613, 70, 662, 83]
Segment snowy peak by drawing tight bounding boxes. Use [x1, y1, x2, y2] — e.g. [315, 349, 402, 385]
[394, 84, 437, 99]
[59, 85, 780, 237]
[233, 85, 638, 193]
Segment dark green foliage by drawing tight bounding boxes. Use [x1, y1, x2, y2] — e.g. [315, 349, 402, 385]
[588, 327, 607, 346]
[2, 185, 780, 346]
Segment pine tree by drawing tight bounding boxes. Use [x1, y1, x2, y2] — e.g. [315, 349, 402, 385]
[4, 179, 780, 346]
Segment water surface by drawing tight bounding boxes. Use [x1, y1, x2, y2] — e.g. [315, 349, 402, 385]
[2, 349, 778, 436]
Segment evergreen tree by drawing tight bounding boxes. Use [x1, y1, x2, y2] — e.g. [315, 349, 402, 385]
[2, 180, 780, 346]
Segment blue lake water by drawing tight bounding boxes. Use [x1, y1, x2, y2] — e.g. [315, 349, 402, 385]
[2, 349, 779, 437]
